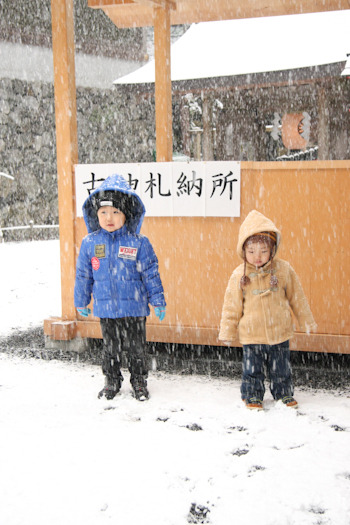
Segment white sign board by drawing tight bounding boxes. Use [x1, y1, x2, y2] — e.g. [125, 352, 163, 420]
[75, 161, 240, 217]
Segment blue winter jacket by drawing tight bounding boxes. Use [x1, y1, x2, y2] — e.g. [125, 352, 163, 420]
[74, 174, 166, 318]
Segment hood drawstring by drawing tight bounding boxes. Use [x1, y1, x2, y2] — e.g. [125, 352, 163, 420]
[240, 257, 250, 289]
[269, 255, 278, 287]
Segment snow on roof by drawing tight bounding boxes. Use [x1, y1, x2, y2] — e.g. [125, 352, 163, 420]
[114, 10, 350, 84]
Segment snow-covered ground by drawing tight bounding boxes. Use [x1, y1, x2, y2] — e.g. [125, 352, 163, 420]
[0, 240, 61, 336]
[1, 240, 350, 525]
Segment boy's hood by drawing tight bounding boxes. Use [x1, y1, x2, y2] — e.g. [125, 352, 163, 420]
[237, 210, 281, 259]
[82, 174, 145, 234]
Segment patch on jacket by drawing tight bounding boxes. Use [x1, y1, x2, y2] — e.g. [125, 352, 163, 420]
[91, 256, 100, 270]
[118, 246, 138, 260]
[94, 244, 106, 258]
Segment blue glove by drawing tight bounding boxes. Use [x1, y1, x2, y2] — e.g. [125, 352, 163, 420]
[154, 306, 166, 322]
[77, 307, 91, 318]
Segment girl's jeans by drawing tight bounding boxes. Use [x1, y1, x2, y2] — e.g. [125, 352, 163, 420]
[241, 340, 294, 401]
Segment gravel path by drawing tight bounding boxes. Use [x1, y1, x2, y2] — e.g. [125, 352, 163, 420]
[1, 326, 349, 394]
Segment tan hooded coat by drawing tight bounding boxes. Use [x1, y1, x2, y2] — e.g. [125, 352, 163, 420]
[219, 210, 317, 345]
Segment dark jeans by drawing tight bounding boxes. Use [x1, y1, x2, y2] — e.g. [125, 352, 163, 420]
[241, 340, 293, 401]
[100, 317, 148, 385]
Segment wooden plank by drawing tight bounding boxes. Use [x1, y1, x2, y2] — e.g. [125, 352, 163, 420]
[88, 0, 350, 27]
[145, 325, 350, 354]
[142, 217, 175, 325]
[137, 0, 176, 8]
[88, 0, 134, 6]
[154, 5, 172, 161]
[51, 0, 78, 320]
[49, 319, 350, 354]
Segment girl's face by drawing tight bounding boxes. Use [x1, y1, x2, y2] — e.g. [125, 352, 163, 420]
[97, 206, 126, 232]
[245, 241, 271, 268]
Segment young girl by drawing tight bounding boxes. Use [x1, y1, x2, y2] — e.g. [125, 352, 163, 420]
[219, 210, 317, 410]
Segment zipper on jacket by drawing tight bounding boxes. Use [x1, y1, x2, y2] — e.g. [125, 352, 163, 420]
[109, 234, 119, 314]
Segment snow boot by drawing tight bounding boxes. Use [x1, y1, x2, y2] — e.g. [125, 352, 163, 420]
[243, 397, 263, 410]
[98, 375, 123, 400]
[131, 376, 149, 401]
[280, 396, 298, 408]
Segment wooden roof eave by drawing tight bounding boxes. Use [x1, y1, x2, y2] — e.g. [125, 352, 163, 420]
[87, 0, 350, 28]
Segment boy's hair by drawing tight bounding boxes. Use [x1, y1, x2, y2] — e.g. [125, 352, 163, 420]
[240, 232, 278, 290]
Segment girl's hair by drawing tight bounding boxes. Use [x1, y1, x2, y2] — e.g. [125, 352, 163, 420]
[240, 232, 278, 290]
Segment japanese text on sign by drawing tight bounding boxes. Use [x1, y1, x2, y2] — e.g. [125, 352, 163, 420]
[75, 161, 241, 217]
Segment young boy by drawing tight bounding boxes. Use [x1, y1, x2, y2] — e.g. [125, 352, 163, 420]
[219, 210, 317, 410]
[74, 174, 166, 401]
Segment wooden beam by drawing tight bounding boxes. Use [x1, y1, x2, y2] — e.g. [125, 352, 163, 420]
[44, 318, 350, 355]
[154, 5, 172, 161]
[51, 0, 78, 320]
[136, 0, 176, 9]
[202, 92, 213, 161]
[88, 0, 175, 8]
[317, 85, 330, 161]
[88, 0, 350, 27]
[88, 0, 135, 6]
[173, 0, 350, 24]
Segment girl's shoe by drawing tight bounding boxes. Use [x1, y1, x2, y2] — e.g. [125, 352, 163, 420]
[243, 397, 263, 410]
[280, 396, 298, 408]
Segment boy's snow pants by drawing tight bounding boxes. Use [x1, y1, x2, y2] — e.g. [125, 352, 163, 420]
[241, 340, 294, 401]
[100, 317, 148, 384]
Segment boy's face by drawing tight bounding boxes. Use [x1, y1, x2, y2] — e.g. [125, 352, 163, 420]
[245, 240, 271, 268]
[97, 206, 126, 232]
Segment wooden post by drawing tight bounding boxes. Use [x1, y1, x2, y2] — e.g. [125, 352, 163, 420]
[154, 5, 172, 162]
[196, 131, 202, 161]
[317, 85, 330, 160]
[180, 97, 191, 158]
[202, 91, 213, 160]
[51, 0, 78, 320]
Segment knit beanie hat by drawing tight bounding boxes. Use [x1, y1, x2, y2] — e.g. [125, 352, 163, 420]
[240, 231, 278, 289]
[92, 190, 131, 220]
